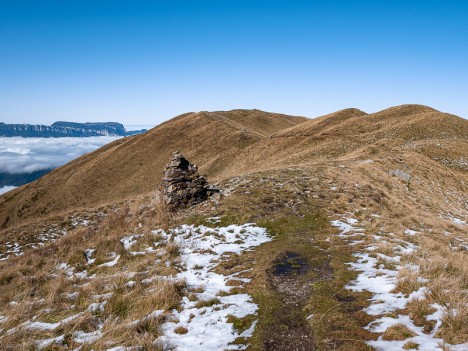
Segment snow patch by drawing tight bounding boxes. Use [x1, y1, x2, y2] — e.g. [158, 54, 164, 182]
[158, 223, 271, 351]
[332, 216, 468, 351]
[99, 252, 120, 267]
[73, 329, 103, 343]
[451, 217, 466, 226]
[25, 313, 83, 331]
[35, 334, 65, 350]
[120, 234, 143, 250]
[84, 249, 96, 264]
[404, 229, 418, 236]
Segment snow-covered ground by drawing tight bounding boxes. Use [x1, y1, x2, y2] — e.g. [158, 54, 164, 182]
[2, 222, 271, 350]
[332, 217, 468, 351]
[0, 214, 97, 261]
[156, 223, 271, 350]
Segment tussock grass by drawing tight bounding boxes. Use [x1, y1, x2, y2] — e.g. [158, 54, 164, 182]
[173, 326, 188, 334]
[0, 109, 467, 350]
[404, 298, 437, 332]
[395, 268, 425, 296]
[382, 323, 417, 340]
[194, 298, 221, 309]
[403, 341, 420, 349]
[154, 191, 172, 230]
[323, 152, 468, 346]
[0, 198, 183, 349]
[227, 314, 256, 334]
[436, 304, 468, 344]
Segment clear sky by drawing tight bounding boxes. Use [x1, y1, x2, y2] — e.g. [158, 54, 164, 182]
[1, 0, 467, 124]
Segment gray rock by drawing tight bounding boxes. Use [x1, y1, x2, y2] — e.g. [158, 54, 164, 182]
[161, 151, 220, 210]
[388, 169, 411, 182]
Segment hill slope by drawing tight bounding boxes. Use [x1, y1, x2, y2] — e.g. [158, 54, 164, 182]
[1, 105, 467, 229]
[0, 109, 307, 228]
[0, 105, 467, 351]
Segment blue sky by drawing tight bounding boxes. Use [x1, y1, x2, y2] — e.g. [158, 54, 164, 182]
[1, 0, 467, 124]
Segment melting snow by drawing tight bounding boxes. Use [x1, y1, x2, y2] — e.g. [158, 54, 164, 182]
[367, 303, 468, 351]
[206, 216, 222, 224]
[98, 252, 120, 267]
[6, 222, 270, 350]
[157, 223, 271, 351]
[451, 217, 467, 226]
[332, 217, 468, 351]
[88, 301, 107, 313]
[73, 329, 103, 343]
[35, 334, 65, 350]
[126, 280, 136, 288]
[84, 249, 96, 264]
[120, 234, 143, 250]
[24, 313, 83, 331]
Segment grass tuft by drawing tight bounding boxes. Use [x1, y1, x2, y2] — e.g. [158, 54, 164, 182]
[195, 298, 221, 309]
[382, 323, 417, 341]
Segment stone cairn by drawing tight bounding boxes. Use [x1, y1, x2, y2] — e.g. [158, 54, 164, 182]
[161, 151, 220, 210]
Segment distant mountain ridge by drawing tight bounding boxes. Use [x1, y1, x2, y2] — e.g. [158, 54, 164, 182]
[0, 121, 147, 137]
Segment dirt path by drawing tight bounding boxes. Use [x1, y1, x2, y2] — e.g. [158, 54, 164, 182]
[262, 251, 333, 350]
[210, 167, 374, 350]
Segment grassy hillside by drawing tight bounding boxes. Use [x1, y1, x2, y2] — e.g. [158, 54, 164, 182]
[0, 110, 307, 228]
[0, 105, 467, 350]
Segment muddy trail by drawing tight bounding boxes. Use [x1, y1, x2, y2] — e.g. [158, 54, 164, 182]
[212, 167, 375, 351]
[262, 250, 333, 350]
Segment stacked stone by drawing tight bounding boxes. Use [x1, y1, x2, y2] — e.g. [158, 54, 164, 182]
[161, 151, 219, 210]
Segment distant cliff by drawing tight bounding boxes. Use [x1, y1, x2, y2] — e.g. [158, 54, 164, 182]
[0, 121, 147, 137]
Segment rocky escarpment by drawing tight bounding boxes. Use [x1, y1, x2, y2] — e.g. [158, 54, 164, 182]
[161, 152, 220, 210]
[0, 121, 147, 137]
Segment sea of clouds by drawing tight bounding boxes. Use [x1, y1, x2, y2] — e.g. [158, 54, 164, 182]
[0, 136, 121, 174]
[0, 185, 17, 195]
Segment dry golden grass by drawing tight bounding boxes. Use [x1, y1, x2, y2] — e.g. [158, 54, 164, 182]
[382, 324, 417, 341]
[403, 340, 420, 349]
[154, 191, 172, 230]
[321, 145, 468, 346]
[0, 104, 467, 349]
[395, 267, 425, 296]
[0, 198, 187, 350]
[404, 298, 437, 332]
[0, 109, 307, 229]
[415, 237, 468, 343]
[437, 304, 468, 344]
[2, 104, 466, 233]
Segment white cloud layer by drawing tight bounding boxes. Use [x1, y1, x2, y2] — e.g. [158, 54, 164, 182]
[0, 185, 17, 195]
[0, 136, 121, 174]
